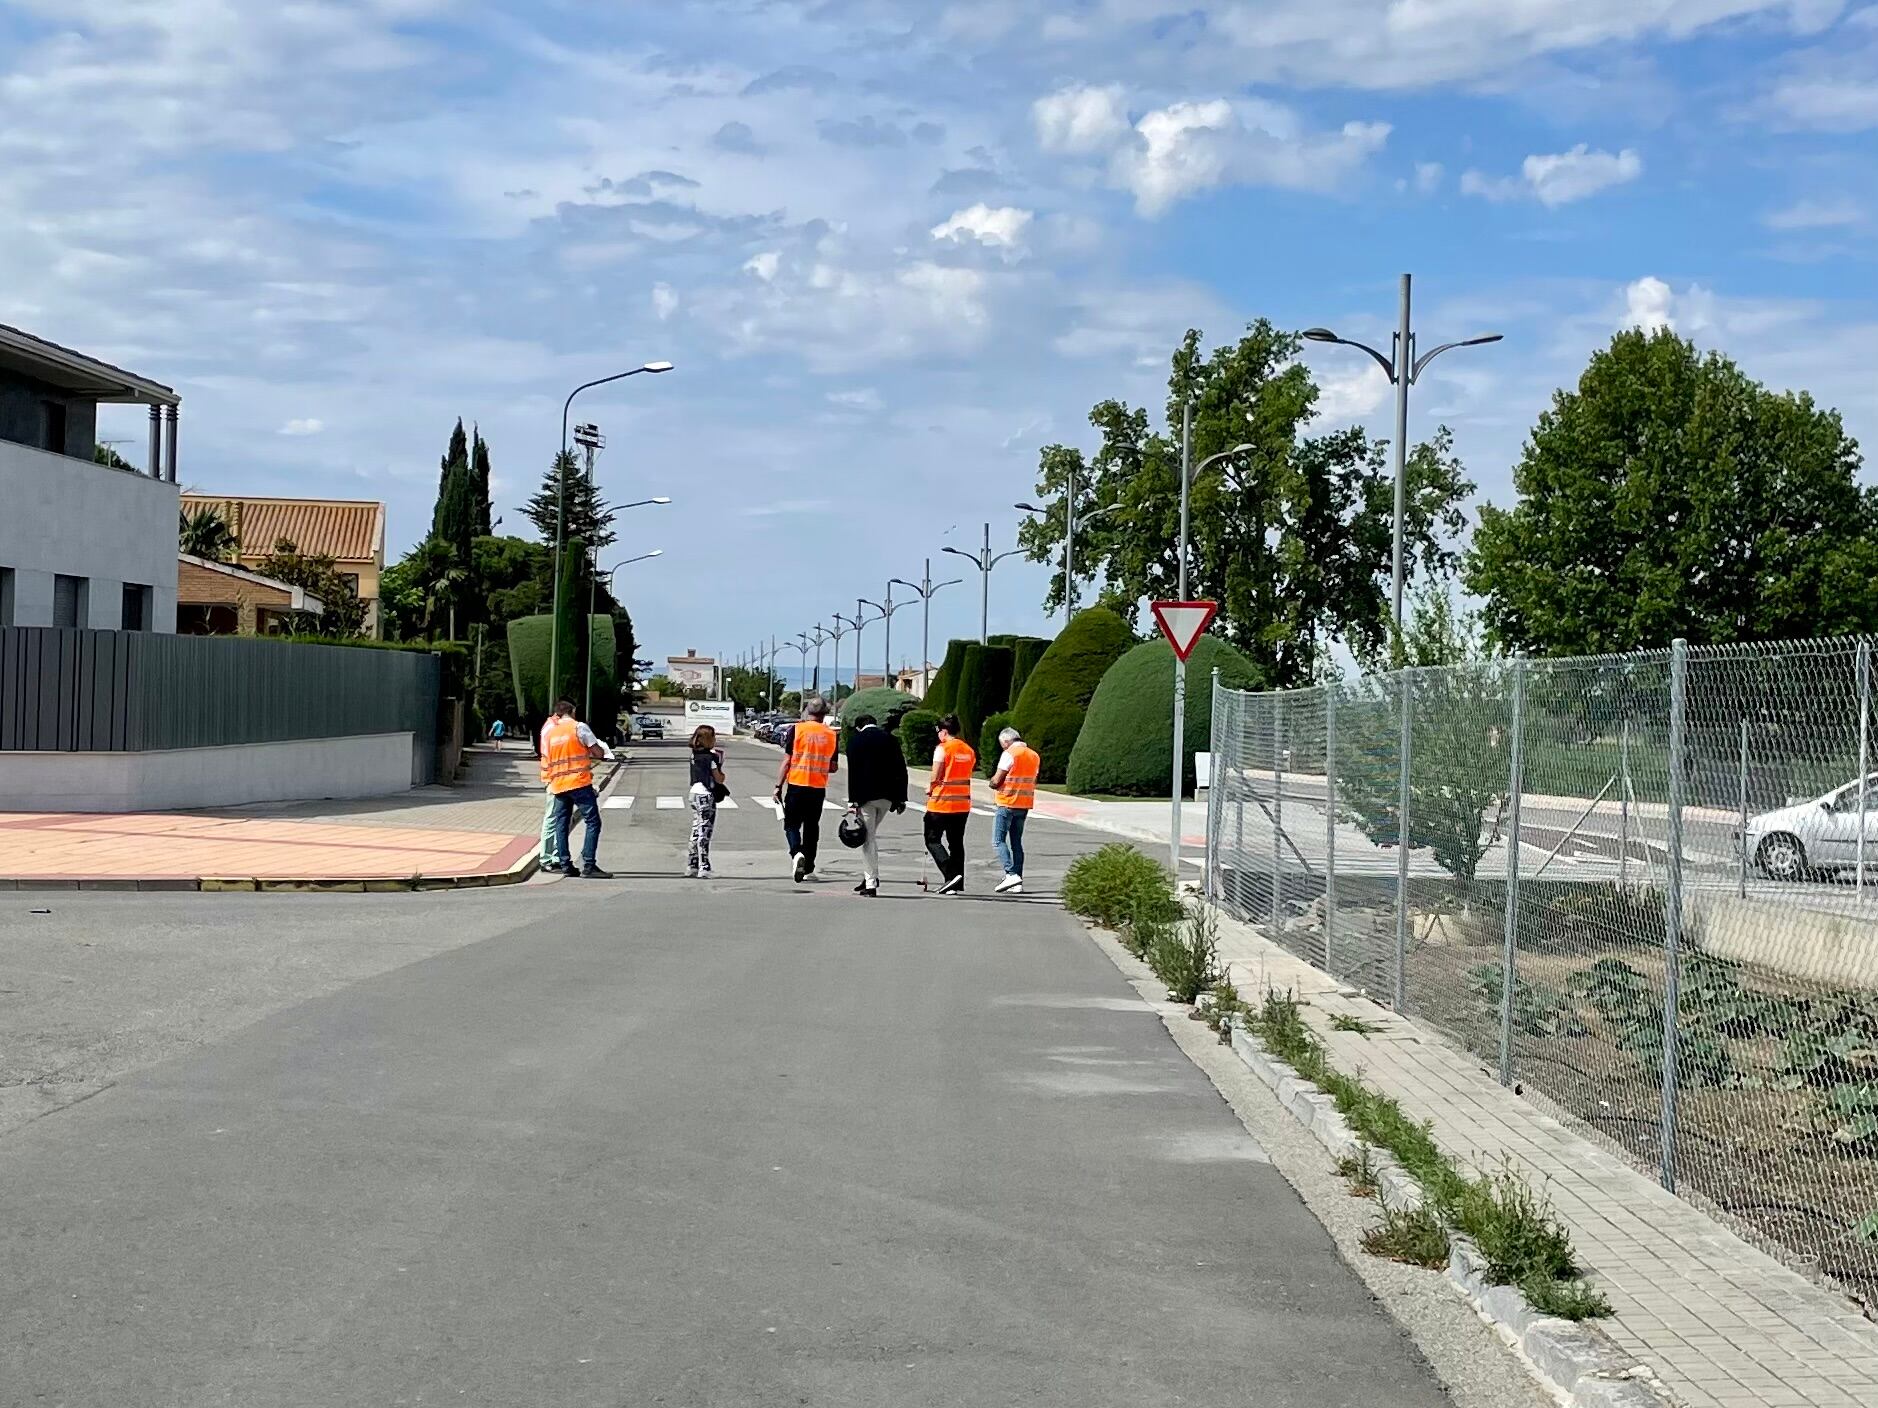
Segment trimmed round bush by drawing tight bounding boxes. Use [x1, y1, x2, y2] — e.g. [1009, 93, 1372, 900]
[955, 643, 1013, 749]
[921, 639, 971, 716]
[839, 685, 916, 731]
[1067, 634, 1261, 797]
[977, 711, 1015, 777]
[897, 709, 941, 768]
[1010, 606, 1134, 785]
[1008, 636, 1050, 708]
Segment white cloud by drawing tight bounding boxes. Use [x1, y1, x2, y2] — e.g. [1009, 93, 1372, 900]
[652, 282, 679, 320]
[1624, 275, 1680, 333]
[278, 418, 324, 437]
[1462, 145, 1642, 207]
[930, 203, 1034, 251]
[1032, 83, 1129, 155]
[1762, 198, 1864, 230]
[744, 251, 781, 281]
[826, 388, 884, 412]
[1112, 99, 1389, 215]
[1310, 362, 1392, 422]
[1414, 161, 1444, 194]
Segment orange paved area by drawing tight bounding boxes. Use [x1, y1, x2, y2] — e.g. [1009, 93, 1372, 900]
[0, 812, 536, 883]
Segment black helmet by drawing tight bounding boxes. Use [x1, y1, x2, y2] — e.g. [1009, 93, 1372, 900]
[837, 808, 868, 849]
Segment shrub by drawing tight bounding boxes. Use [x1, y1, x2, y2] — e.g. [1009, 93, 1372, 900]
[1066, 634, 1261, 797]
[840, 685, 916, 731]
[956, 643, 1014, 748]
[1011, 607, 1134, 785]
[1148, 906, 1221, 1004]
[922, 640, 971, 716]
[1361, 1205, 1450, 1268]
[1061, 843, 1179, 930]
[1009, 636, 1050, 708]
[978, 712, 1015, 778]
[897, 709, 941, 767]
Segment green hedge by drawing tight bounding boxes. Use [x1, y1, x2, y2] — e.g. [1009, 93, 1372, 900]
[1010, 606, 1134, 785]
[1008, 636, 1050, 708]
[898, 709, 941, 767]
[955, 643, 1013, 748]
[839, 685, 917, 731]
[922, 639, 970, 716]
[506, 614, 614, 723]
[1066, 634, 1261, 797]
[978, 711, 1015, 777]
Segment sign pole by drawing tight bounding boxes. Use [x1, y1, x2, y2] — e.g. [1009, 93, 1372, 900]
[1171, 399, 1191, 874]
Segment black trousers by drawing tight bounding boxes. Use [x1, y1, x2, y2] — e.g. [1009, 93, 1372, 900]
[783, 785, 825, 867]
[923, 810, 968, 883]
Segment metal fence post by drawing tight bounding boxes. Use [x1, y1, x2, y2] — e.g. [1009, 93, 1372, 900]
[1858, 640, 1870, 902]
[1737, 717, 1750, 901]
[1660, 638, 1688, 1193]
[1619, 719, 1631, 891]
[1324, 683, 1338, 977]
[1394, 669, 1413, 1012]
[1206, 668, 1222, 904]
[1272, 693, 1285, 933]
[1498, 657, 1527, 1087]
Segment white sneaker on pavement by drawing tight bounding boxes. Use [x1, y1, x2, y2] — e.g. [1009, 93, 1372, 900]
[937, 874, 964, 895]
[995, 874, 1023, 894]
[793, 853, 809, 883]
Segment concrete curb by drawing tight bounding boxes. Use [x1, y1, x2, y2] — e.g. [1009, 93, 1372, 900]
[4, 855, 539, 894]
[1224, 1023, 1677, 1408]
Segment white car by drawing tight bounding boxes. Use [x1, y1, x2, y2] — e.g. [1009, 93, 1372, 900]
[1740, 774, 1878, 881]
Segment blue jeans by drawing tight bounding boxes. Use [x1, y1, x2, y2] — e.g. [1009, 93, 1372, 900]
[993, 807, 1028, 877]
[550, 785, 602, 870]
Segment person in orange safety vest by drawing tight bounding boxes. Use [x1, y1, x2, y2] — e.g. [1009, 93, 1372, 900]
[924, 714, 976, 895]
[774, 695, 840, 883]
[988, 724, 1040, 894]
[540, 699, 612, 879]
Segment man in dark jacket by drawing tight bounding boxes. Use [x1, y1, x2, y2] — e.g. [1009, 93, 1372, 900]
[845, 714, 909, 897]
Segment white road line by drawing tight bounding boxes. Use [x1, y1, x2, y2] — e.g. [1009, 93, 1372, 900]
[603, 796, 635, 810]
[718, 797, 738, 809]
[752, 795, 785, 818]
[656, 796, 685, 810]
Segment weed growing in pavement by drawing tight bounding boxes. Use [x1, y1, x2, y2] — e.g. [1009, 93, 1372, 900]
[1249, 989, 1607, 1320]
[1335, 1142, 1381, 1198]
[1204, 979, 1245, 1033]
[1061, 844, 1181, 932]
[1148, 907, 1221, 1005]
[1360, 1205, 1451, 1269]
[1329, 1013, 1382, 1036]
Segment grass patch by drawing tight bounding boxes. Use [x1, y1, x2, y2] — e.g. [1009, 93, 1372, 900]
[1335, 1142, 1382, 1198]
[1250, 989, 1606, 1320]
[1361, 1204, 1451, 1269]
[1330, 1013, 1382, 1035]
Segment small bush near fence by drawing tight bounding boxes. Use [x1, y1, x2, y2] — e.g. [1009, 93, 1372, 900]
[1061, 844, 1180, 934]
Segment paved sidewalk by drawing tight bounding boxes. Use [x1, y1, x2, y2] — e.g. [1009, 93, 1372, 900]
[1210, 907, 1878, 1408]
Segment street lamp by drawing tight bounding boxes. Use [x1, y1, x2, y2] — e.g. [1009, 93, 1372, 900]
[806, 624, 830, 697]
[1016, 499, 1117, 620]
[589, 549, 663, 721]
[855, 597, 891, 691]
[829, 612, 859, 703]
[792, 634, 814, 705]
[942, 522, 1024, 645]
[891, 560, 964, 700]
[550, 361, 674, 701]
[1304, 274, 1500, 646]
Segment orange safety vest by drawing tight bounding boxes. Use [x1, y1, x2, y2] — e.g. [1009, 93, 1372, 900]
[929, 735, 977, 814]
[996, 742, 1040, 810]
[539, 718, 595, 795]
[786, 720, 837, 789]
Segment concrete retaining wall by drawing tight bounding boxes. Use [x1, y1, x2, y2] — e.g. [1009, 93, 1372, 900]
[0, 733, 421, 812]
[1690, 891, 1878, 991]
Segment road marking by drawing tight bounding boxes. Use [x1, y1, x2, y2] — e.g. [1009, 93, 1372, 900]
[718, 797, 738, 809]
[656, 796, 684, 810]
[603, 797, 634, 810]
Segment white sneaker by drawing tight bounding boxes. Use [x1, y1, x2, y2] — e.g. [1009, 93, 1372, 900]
[995, 874, 1023, 894]
[937, 874, 964, 895]
[793, 853, 809, 883]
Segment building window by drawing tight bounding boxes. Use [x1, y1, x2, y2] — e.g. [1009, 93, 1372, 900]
[121, 583, 152, 631]
[41, 400, 68, 454]
[178, 603, 238, 635]
[338, 572, 361, 595]
[53, 574, 88, 628]
[0, 566, 13, 626]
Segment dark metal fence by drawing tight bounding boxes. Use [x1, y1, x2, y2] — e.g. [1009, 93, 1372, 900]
[0, 628, 440, 768]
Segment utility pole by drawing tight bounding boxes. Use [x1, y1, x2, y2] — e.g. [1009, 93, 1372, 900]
[942, 524, 1022, 645]
[891, 560, 962, 700]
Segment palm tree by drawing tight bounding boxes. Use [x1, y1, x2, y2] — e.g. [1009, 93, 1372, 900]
[179, 505, 239, 562]
[411, 537, 468, 640]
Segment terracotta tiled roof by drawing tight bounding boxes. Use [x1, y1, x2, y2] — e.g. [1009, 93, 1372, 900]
[181, 495, 385, 565]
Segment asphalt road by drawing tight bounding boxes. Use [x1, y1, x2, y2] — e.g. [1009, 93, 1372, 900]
[1, 739, 1458, 1406]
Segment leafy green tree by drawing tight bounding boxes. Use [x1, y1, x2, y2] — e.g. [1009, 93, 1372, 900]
[179, 505, 238, 561]
[255, 538, 368, 637]
[471, 535, 550, 625]
[524, 451, 619, 553]
[1465, 327, 1878, 654]
[722, 665, 785, 712]
[1021, 322, 1470, 686]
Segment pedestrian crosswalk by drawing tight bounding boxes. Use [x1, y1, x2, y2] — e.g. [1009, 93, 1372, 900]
[601, 793, 997, 818]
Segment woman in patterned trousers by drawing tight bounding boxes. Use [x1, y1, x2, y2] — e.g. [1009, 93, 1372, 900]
[688, 725, 726, 878]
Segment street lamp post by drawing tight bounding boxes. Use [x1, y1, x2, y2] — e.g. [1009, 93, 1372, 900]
[793, 634, 813, 704]
[1016, 499, 1117, 620]
[863, 585, 906, 682]
[827, 615, 851, 703]
[1304, 274, 1501, 649]
[589, 549, 663, 720]
[851, 599, 882, 694]
[942, 522, 1024, 645]
[550, 361, 673, 703]
[807, 624, 829, 697]
[890, 560, 963, 699]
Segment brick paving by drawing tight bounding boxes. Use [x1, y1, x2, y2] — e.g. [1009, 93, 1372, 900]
[1211, 908, 1878, 1408]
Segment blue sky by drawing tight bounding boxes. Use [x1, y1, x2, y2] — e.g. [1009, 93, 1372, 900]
[5, 0, 1876, 667]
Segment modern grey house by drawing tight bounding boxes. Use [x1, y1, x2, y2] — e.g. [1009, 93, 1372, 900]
[0, 323, 181, 632]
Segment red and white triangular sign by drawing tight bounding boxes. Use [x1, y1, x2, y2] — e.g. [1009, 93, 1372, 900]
[1151, 600, 1218, 662]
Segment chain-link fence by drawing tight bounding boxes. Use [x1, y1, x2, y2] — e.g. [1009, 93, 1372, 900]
[1207, 636, 1878, 1313]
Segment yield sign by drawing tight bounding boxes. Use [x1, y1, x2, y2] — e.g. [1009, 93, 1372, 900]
[1151, 600, 1218, 662]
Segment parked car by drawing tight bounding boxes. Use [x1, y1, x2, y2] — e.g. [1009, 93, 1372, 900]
[1739, 773, 1878, 880]
[635, 714, 666, 739]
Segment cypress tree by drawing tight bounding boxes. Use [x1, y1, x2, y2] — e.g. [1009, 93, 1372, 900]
[554, 536, 585, 707]
[437, 418, 468, 509]
[471, 426, 493, 536]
